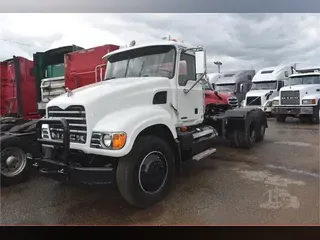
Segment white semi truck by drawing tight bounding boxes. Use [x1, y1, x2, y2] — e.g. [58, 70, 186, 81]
[243, 65, 293, 115]
[31, 39, 267, 208]
[272, 64, 320, 124]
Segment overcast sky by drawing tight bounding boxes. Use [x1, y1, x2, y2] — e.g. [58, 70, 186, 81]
[0, 13, 319, 73]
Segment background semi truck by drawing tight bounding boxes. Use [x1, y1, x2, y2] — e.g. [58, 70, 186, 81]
[33, 45, 84, 115]
[0, 44, 120, 187]
[272, 64, 320, 124]
[214, 70, 255, 107]
[31, 39, 267, 208]
[243, 64, 294, 114]
[1, 56, 39, 131]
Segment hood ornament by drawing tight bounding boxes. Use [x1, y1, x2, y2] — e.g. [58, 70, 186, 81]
[65, 87, 73, 97]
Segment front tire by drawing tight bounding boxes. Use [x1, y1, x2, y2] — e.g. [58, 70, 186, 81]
[1, 138, 29, 187]
[116, 136, 175, 208]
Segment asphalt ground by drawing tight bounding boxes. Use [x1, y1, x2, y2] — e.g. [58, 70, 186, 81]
[1, 117, 319, 225]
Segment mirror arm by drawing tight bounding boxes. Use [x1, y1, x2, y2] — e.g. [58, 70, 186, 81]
[183, 73, 206, 93]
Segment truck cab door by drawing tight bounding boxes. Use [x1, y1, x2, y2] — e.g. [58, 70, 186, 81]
[176, 51, 204, 126]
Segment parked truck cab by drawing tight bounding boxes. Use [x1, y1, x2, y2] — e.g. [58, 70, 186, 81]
[243, 65, 293, 113]
[272, 65, 320, 124]
[214, 70, 255, 107]
[32, 39, 267, 208]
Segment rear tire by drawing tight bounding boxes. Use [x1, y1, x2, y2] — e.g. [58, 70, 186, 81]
[229, 111, 256, 149]
[116, 136, 175, 208]
[276, 114, 286, 123]
[255, 111, 267, 142]
[1, 138, 29, 187]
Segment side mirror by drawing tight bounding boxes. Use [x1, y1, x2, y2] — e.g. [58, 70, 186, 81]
[284, 71, 288, 77]
[195, 50, 206, 74]
[240, 83, 244, 92]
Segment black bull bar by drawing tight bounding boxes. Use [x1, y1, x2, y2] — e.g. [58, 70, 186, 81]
[32, 118, 115, 185]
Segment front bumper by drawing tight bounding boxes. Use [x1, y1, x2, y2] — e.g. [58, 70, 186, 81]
[272, 106, 314, 116]
[32, 157, 115, 184]
[32, 118, 116, 185]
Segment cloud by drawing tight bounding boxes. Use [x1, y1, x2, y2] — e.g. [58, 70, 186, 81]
[0, 13, 319, 73]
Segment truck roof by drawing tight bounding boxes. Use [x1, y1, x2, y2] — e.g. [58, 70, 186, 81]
[252, 64, 292, 82]
[215, 70, 255, 84]
[290, 72, 320, 77]
[294, 63, 320, 72]
[102, 41, 187, 60]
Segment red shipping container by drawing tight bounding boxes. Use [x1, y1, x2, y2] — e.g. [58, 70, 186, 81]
[0, 56, 38, 119]
[64, 44, 119, 90]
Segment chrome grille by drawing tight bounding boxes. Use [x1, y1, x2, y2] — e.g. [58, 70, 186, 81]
[228, 97, 238, 108]
[41, 77, 65, 102]
[90, 132, 103, 148]
[246, 96, 261, 106]
[47, 105, 87, 144]
[280, 91, 300, 105]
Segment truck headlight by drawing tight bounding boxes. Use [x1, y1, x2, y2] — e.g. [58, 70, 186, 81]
[41, 124, 50, 139]
[302, 99, 316, 105]
[264, 100, 272, 107]
[272, 100, 279, 106]
[91, 132, 127, 150]
[102, 133, 112, 147]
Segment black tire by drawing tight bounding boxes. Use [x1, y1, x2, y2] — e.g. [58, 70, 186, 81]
[1, 137, 29, 187]
[255, 111, 267, 142]
[276, 114, 286, 123]
[116, 136, 175, 208]
[228, 131, 240, 148]
[229, 112, 256, 149]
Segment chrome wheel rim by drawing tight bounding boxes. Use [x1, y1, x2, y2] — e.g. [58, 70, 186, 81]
[1, 147, 27, 177]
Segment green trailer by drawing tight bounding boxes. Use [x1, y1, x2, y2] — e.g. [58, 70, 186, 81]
[31, 45, 83, 116]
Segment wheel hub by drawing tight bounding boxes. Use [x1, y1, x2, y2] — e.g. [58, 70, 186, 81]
[1, 147, 27, 177]
[139, 151, 168, 194]
[6, 156, 19, 168]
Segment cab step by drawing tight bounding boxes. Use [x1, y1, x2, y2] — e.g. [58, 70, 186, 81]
[192, 148, 217, 161]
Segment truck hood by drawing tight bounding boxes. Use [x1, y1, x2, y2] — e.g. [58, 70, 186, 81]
[246, 89, 274, 97]
[280, 84, 319, 92]
[47, 77, 169, 110]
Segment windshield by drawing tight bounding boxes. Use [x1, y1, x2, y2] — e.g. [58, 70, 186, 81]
[289, 75, 320, 85]
[251, 81, 277, 90]
[104, 46, 176, 80]
[215, 84, 235, 92]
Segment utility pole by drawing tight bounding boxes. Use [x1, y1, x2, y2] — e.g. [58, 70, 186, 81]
[214, 61, 222, 73]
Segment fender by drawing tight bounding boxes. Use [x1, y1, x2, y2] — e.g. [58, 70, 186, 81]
[91, 105, 177, 157]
